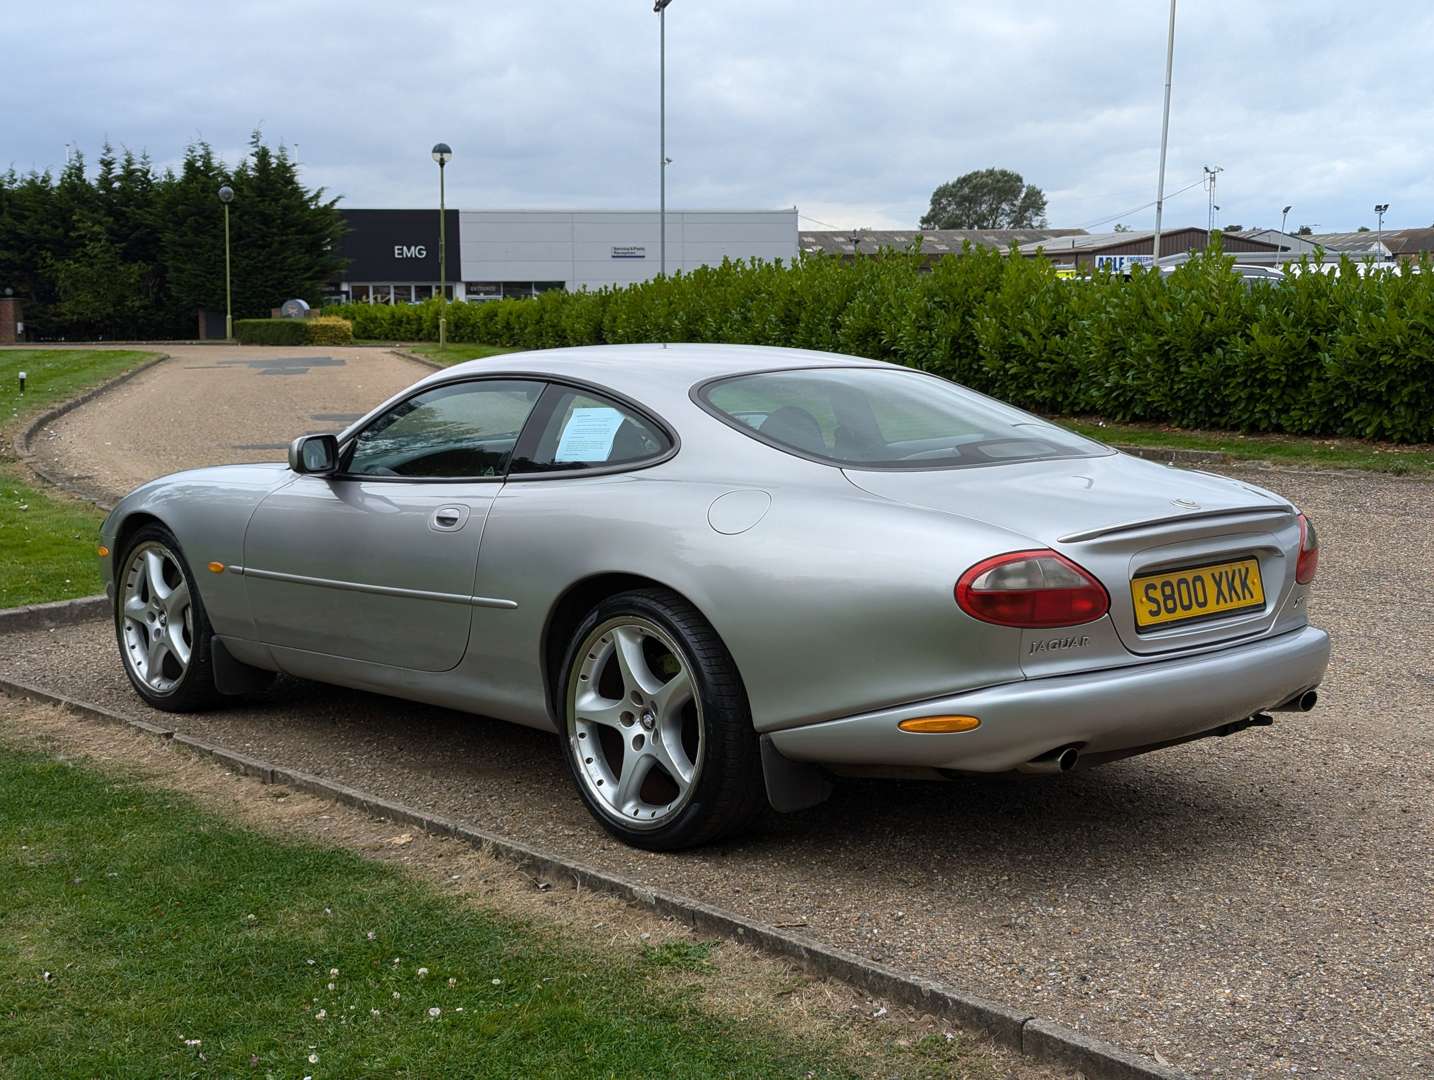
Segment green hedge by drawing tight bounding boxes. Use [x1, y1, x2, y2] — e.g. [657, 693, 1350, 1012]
[233, 318, 306, 345]
[234, 316, 353, 346]
[326, 247, 1434, 443]
[305, 315, 353, 345]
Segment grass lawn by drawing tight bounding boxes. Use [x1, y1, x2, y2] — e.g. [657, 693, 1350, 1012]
[0, 741, 996, 1079]
[0, 349, 161, 608]
[401, 343, 516, 367]
[0, 465, 105, 607]
[1, 349, 156, 432]
[1059, 417, 1434, 476]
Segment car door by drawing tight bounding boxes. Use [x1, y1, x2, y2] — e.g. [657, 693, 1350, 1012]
[242, 377, 547, 671]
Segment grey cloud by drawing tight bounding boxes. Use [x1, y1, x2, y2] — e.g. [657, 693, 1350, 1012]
[8, 1, 1432, 233]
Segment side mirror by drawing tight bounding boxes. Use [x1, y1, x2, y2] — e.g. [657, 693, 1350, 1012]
[289, 434, 339, 475]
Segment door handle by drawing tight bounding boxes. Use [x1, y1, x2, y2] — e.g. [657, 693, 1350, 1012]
[429, 505, 470, 532]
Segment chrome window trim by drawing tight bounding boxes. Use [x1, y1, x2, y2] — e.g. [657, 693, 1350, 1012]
[330, 372, 680, 484]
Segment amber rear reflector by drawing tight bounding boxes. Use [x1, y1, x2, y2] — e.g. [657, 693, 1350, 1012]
[897, 715, 981, 734]
[208, 562, 225, 574]
[96, 545, 109, 558]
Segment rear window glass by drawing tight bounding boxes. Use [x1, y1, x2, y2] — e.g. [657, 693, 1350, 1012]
[699, 367, 1108, 470]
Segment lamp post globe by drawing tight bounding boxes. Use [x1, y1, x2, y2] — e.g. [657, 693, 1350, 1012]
[431, 145, 452, 348]
[218, 186, 235, 341]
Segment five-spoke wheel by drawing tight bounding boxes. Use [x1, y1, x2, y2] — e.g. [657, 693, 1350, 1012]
[113, 525, 221, 711]
[120, 542, 194, 692]
[560, 589, 764, 850]
[569, 617, 703, 828]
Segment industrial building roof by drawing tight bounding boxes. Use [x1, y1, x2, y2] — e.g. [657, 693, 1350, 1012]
[799, 228, 1085, 256]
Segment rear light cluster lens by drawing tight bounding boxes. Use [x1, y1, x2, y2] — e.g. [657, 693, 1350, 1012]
[955, 549, 1110, 629]
[1296, 513, 1320, 584]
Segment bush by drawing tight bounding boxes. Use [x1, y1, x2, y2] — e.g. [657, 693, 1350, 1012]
[305, 316, 353, 345]
[320, 251, 1434, 443]
[233, 318, 306, 345]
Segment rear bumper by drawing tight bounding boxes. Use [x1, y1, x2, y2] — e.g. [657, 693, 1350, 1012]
[768, 625, 1330, 772]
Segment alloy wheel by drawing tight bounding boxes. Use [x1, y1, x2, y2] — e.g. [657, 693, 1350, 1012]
[567, 616, 704, 830]
[119, 542, 194, 694]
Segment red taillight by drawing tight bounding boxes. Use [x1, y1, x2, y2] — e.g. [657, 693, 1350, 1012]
[1296, 513, 1319, 585]
[955, 549, 1110, 629]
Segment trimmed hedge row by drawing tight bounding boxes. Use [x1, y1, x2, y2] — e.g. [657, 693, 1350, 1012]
[234, 316, 353, 346]
[326, 247, 1434, 443]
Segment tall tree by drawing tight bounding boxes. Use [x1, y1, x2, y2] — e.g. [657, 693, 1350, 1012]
[160, 142, 230, 324]
[2, 133, 347, 339]
[42, 214, 150, 338]
[920, 168, 1048, 230]
[227, 132, 346, 316]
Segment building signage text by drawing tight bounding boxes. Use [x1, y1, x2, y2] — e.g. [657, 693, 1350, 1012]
[611, 245, 646, 259]
[1095, 254, 1154, 273]
[394, 244, 428, 259]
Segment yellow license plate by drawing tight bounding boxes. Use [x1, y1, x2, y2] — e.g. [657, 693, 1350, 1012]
[1130, 557, 1265, 631]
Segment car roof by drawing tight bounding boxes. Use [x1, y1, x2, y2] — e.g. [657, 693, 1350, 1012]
[435, 343, 893, 400]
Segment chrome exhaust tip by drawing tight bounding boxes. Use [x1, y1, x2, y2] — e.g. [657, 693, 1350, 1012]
[1017, 745, 1081, 774]
[1272, 688, 1319, 712]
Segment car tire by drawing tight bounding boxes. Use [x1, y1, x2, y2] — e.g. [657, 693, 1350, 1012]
[113, 524, 224, 713]
[557, 588, 765, 851]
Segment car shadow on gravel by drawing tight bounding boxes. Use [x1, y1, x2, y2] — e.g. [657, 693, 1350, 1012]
[222, 673, 1276, 878]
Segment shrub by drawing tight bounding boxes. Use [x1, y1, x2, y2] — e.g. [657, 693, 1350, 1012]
[320, 252, 1434, 443]
[305, 316, 353, 345]
[233, 318, 306, 345]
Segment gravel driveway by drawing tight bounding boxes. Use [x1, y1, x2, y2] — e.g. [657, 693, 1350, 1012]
[7, 351, 1433, 1077]
[29, 345, 432, 502]
[3, 459, 1430, 1077]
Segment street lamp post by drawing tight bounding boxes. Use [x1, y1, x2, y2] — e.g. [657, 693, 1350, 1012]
[1151, 0, 1177, 265]
[431, 143, 452, 349]
[1374, 203, 1389, 261]
[1203, 165, 1223, 234]
[655, 0, 674, 279]
[1281, 205, 1292, 235]
[218, 185, 235, 342]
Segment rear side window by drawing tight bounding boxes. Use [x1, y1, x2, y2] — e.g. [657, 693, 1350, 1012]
[510, 387, 671, 474]
[699, 367, 1107, 470]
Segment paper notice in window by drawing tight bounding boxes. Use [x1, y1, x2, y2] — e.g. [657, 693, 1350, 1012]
[554, 406, 625, 463]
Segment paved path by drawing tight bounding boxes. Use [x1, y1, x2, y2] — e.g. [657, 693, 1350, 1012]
[7, 350, 1433, 1077]
[30, 345, 433, 502]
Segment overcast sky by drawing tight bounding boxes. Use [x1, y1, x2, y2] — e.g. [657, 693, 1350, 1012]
[9, 1, 1432, 234]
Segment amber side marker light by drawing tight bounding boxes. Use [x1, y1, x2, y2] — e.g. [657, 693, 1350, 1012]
[95, 545, 109, 558]
[898, 715, 981, 734]
[208, 562, 225, 574]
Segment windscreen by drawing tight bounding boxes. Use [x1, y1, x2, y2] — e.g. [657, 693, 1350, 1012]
[700, 367, 1109, 470]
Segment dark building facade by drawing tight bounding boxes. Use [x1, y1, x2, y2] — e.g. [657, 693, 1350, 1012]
[333, 209, 461, 304]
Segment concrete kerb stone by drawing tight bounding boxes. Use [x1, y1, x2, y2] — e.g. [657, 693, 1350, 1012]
[0, 594, 110, 634]
[12, 351, 172, 512]
[1023, 1018, 1186, 1080]
[388, 347, 443, 370]
[0, 651, 1191, 1080]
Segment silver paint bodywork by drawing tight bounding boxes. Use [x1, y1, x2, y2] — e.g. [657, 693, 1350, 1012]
[100, 344, 1329, 781]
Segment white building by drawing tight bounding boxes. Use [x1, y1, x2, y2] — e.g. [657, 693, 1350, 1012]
[334, 207, 798, 303]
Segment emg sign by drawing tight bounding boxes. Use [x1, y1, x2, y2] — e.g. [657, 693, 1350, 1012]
[394, 244, 428, 259]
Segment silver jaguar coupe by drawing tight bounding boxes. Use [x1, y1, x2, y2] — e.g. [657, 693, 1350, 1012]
[100, 344, 1329, 849]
